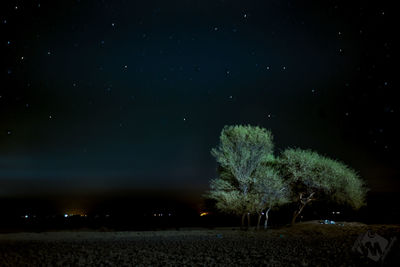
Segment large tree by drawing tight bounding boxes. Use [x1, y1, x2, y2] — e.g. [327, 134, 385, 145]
[278, 148, 367, 225]
[209, 125, 275, 228]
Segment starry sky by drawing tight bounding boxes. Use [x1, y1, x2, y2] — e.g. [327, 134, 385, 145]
[0, 0, 398, 198]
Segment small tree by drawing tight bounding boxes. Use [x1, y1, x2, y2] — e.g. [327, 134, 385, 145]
[279, 148, 367, 225]
[209, 125, 274, 228]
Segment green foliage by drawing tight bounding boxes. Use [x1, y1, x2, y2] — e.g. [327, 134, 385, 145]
[211, 125, 274, 195]
[207, 125, 288, 216]
[205, 178, 251, 215]
[251, 165, 290, 212]
[279, 148, 367, 209]
[206, 126, 368, 224]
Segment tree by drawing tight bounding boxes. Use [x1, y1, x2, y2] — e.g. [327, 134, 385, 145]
[209, 125, 274, 228]
[278, 148, 367, 225]
[250, 162, 290, 229]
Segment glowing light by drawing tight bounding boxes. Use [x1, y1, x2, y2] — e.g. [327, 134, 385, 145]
[200, 212, 209, 216]
[64, 214, 68, 218]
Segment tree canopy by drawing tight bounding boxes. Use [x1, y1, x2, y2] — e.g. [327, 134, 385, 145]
[279, 148, 367, 209]
[211, 125, 274, 196]
[206, 125, 368, 227]
[278, 148, 367, 224]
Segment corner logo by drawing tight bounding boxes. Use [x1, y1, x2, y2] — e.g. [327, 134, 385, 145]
[352, 230, 396, 262]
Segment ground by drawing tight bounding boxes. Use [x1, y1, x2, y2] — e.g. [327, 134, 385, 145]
[0, 221, 399, 266]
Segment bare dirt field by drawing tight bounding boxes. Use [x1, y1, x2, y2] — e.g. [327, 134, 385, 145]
[0, 221, 399, 266]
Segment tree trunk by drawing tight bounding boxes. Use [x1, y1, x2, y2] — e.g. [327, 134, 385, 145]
[257, 212, 262, 230]
[264, 207, 271, 230]
[241, 213, 246, 229]
[291, 192, 315, 226]
[247, 213, 251, 228]
[291, 209, 300, 225]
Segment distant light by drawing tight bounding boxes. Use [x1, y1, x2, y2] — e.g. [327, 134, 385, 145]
[64, 214, 68, 218]
[200, 212, 209, 217]
[25, 215, 29, 219]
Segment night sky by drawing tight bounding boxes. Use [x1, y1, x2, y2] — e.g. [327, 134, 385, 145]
[0, 0, 398, 199]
